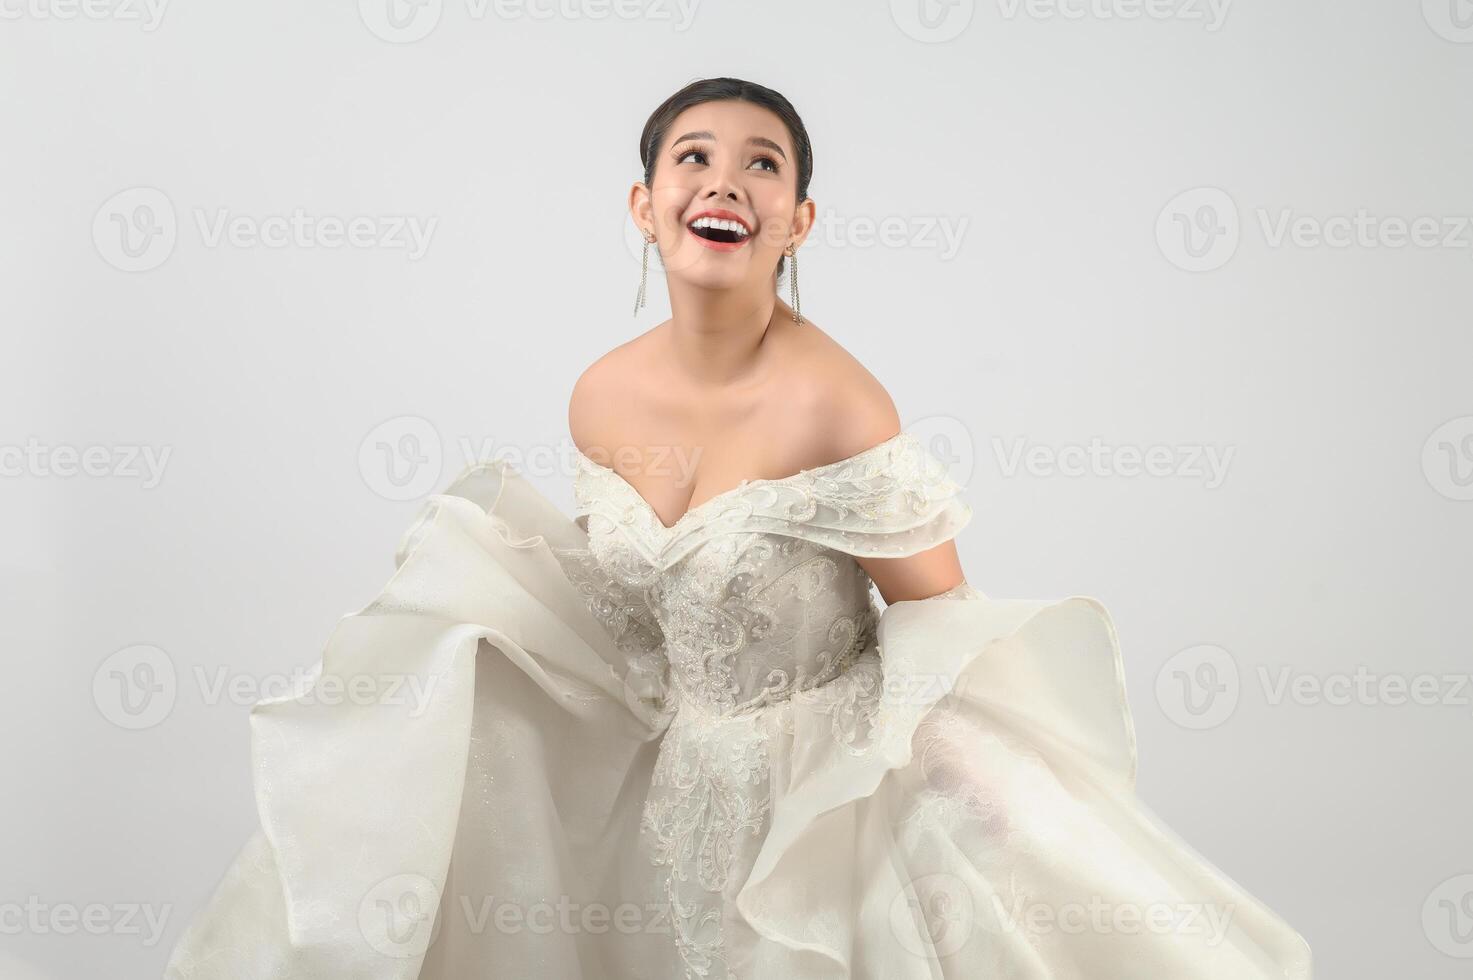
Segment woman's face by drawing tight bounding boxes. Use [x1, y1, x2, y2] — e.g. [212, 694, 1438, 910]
[632, 99, 812, 294]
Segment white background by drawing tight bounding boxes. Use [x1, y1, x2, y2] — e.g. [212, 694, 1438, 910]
[3, 1, 1471, 977]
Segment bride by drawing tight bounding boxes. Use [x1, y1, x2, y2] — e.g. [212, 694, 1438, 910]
[165, 76, 1313, 979]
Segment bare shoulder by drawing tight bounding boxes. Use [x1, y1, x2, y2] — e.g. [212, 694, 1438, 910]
[569, 316, 901, 470]
[567, 326, 663, 454]
[771, 318, 902, 465]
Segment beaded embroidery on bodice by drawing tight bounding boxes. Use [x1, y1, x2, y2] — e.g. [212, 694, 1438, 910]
[569, 430, 972, 718]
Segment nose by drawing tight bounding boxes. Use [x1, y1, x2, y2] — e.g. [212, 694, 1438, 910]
[699, 160, 746, 204]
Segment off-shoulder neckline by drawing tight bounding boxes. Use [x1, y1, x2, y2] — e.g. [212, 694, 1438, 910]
[574, 429, 914, 533]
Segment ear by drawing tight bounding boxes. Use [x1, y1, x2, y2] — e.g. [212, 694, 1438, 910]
[628, 182, 654, 239]
[788, 196, 817, 250]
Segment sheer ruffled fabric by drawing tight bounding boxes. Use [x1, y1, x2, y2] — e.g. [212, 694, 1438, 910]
[165, 463, 673, 978]
[166, 435, 1312, 979]
[736, 589, 1311, 977]
[571, 428, 975, 570]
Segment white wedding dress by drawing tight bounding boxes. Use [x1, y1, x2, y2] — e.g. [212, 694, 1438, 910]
[165, 429, 1312, 979]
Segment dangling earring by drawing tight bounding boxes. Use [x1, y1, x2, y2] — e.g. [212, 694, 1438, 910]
[634, 231, 655, 316]
[785, 244, 803, 323]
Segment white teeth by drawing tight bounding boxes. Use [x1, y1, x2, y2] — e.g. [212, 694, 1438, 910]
[690, 216, 749, 237]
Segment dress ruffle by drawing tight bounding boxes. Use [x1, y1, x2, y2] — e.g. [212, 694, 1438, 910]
[166, 460, 1312, 979]
[572, 429, 975, 569]
[734, 592, 1311, 977]
[166, 462, 671, 978]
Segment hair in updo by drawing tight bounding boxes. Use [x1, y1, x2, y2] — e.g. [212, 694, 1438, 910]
[637, 77, 813, 281]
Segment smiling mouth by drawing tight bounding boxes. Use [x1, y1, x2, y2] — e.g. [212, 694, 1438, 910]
[686, 217, 751, 246]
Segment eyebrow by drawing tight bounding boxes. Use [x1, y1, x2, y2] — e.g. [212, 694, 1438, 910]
[670, 130, 788, 160]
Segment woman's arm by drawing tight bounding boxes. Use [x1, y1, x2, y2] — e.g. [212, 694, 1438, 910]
[858, 539, 967, 605]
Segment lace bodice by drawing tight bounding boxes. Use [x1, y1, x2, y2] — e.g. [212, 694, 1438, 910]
[563, 430, 973, 718]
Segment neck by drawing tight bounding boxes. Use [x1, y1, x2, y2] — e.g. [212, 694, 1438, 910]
[665, 283, 785, 385]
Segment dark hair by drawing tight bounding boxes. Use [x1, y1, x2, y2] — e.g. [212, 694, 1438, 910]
[638, 77, 813, 281]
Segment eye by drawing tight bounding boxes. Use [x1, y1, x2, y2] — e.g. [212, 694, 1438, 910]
[673, 145, 781, 174]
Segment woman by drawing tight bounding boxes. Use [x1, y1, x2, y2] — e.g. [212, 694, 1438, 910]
[165, 77, 1313, 979]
